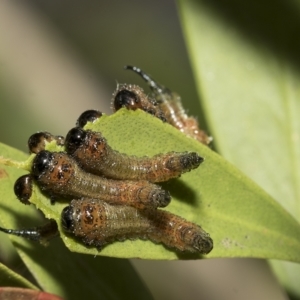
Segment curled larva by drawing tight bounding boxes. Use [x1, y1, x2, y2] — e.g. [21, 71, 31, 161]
[112, 83, 166, 122]
[65, 127, 203, 183]
[62, 198, 213, 254]
[28, 132, 65, 154]
[76, 110, 103, 128]
[124, 66, 212, 145]
[31, 150, 171, 209]
[14, 174, 33, 205]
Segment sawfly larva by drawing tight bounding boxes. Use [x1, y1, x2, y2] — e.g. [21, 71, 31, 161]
[65, 127, 203, 183]
[123, 66, 212, 145]
[62, 198, 213, 254]
[0, 198, 213, 254]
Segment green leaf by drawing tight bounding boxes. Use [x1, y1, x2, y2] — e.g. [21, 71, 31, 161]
[0, 262, 38, 289]
[0, 143, 152, 299]
[2, 109, 299, 261]
[178, 0, 300, 295]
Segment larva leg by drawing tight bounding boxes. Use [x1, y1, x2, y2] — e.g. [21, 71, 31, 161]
[0, 220, 58, 244]
[65, 128, 203, 182]
[32, 150, 171, 209]
[62, 198, 213, 254]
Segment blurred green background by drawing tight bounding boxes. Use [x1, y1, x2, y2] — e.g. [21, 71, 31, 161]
[0, 0, 204, 152]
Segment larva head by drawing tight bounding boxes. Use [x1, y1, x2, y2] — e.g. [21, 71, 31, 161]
[61, 205, 74, 233]
[65, 127, 87, 155]
[32, 151, 75, 188]
[28, 132, 65, 154]
[112, 83, 167, 122]
[113, 84, 144, 111]
[65, 128, 107, 161]
[76, 110, 103, 128]
[14, 174, 33, 205]
[32, 150, 55, 177]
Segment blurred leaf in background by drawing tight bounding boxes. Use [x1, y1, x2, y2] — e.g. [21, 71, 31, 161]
[179, 0, 300, 297]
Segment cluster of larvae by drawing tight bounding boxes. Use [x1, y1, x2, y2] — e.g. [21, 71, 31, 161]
[0, 66, 213, 254]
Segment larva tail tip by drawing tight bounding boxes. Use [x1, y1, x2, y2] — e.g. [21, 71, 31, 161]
[194, 153, 204, 166]
[180, 153, 204, 171]
[155, 190, 171, 208]
[194, 235, 213, 254]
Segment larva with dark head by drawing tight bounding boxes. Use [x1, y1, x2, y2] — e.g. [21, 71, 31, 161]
[14, 174, 33, 205]
[0, 198, 213, 254]
[124, 66, 212, 145]
[31, 150, 171, 209]
[62, 198, 213, 254]
[65, 127, 203, 183]
[28, 132, 65, 154]
[112, 83, 166, 122]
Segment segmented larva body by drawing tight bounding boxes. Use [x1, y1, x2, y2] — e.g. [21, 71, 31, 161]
[153, 90, 213, 145]
[65, 128, 203, 183]
[124, 65, 212, 145]
[112, 83, 166, 122]
[28, 132, 65, 154]
[31, 150, 171, 209]
[62, 198, 213, 254]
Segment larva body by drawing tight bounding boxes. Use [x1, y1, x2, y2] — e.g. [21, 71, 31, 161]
[154, 90, 213, 145]
[32, 150, 171, 209]
[62, 198, 213, 254]
[65, 128, 203, 183]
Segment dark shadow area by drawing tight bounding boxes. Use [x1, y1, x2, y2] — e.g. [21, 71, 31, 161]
[161, 178, 199, 206]
[198, 0, 300, 72]
[175, 250, 204, 260]
[0, 202, 44, 228]
[288, 292, 300, 300]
